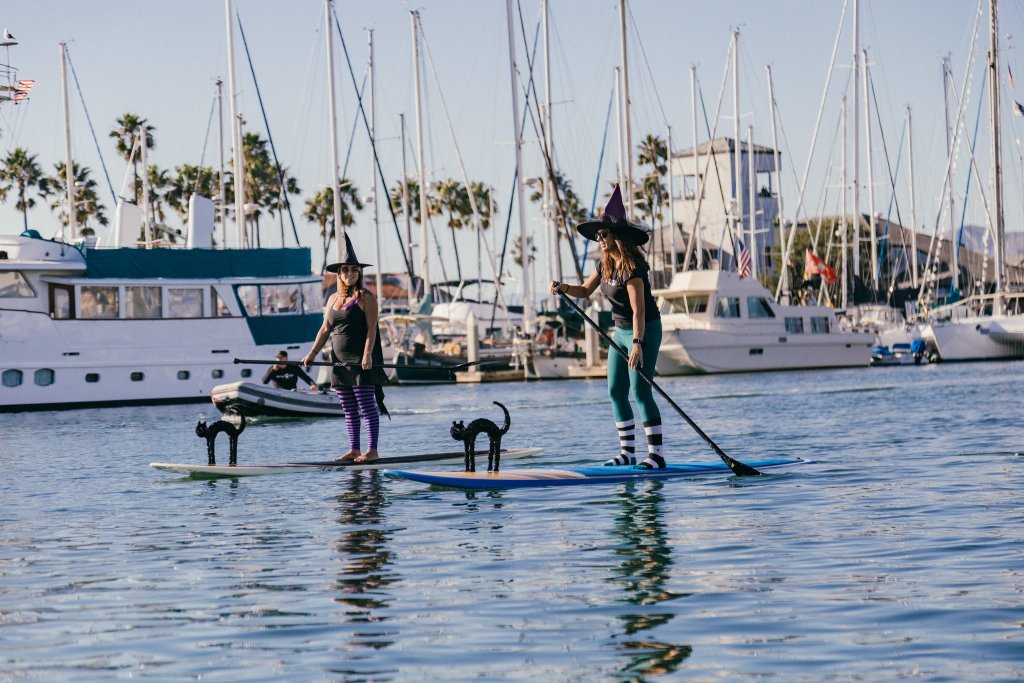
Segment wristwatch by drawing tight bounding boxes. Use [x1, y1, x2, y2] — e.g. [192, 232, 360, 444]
[632, 338, 641, 345]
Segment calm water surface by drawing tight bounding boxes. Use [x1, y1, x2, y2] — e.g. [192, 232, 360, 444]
[1, 362, 1022, 681]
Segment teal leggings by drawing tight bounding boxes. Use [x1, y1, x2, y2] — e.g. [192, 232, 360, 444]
[607, 319, 662, 424]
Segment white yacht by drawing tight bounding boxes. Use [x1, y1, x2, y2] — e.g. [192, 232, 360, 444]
[653, 269, 873, 375]
[920, 292, 1024, 361]
[0, 232, 323, 411]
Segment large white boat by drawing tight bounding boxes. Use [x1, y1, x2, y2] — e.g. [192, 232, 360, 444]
[0, 233, 323, 411]
[653, 269, 873, 375]
[920, 292, 1024, 361]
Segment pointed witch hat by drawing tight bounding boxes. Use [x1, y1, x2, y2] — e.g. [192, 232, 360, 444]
[575, 184, 651, 246]
[325, 232, 373, 272]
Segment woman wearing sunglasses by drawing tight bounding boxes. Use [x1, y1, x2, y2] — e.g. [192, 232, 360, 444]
[304, 234, 389, 463]
[550, 184, 665, 469]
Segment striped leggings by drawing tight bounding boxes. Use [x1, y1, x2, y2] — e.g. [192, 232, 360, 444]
[335, 385, 380, 451]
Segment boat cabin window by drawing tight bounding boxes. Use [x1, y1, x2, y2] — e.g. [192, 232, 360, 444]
[34, 369, 54, 386]
[50, 284, 74, 319]
[301, 282, 323, 313]
[0, 271, 35, 298]
[234, 282, 316, 317]
[126, 286, 162, 319]
[168, 288, 203, 318]
[261, 284, 300, 315]
[212, 288, 232, 317]
[2, 369, 23, 387]
[663, 294, 709, 315]
[715, 296, 741, 319]
[810, 316, 831, 333]
[747, 297, 776, 319]
[80, 285, 119, 319]
[784, 317, 804, 334]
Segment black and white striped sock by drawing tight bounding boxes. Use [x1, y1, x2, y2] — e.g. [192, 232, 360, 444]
[638, 419, 666, 469]
[604, 419, 636, 466]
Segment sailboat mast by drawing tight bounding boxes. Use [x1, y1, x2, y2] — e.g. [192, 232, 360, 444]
[906, 105, 919, 290]
[216, 78, 227, 248]
[863, 48, 878, 294]
[368, 29, 383, 301]
[841, 96, 849, 308]
[225, 0, 245, 248]
[59, 42, 76, 243]
[412, 12, 431, 301]
[747, 126, 756, 279]
[667, 125, 677, 274]
[941, 56, 959, 293]
[140, 125, 152, 247]
[506, 0, 533, 332]
[851, 0, 861, 296]
[619, 0, 634, 217]
[690, 65, 702, 269]
[543, 0, 557, 305]
[324, 0, 344, 265]
[614, 67, 625, 193]
[989, 0, 1005, 298]
[732, 29, 741, 260]
[767, 65, 786, 295]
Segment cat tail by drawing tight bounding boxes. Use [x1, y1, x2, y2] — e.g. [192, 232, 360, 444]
[493, 401, 510, 434]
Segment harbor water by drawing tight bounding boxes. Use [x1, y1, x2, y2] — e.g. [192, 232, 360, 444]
[1, 362, 1022, 681]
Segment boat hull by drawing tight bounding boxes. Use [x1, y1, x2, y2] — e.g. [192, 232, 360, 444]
[656, 327, 873, 375]
[921, 319, 1024, 361]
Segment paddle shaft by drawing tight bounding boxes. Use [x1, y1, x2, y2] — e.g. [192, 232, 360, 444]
[233, 358, 488, 371]
[557, 292, 761, 476]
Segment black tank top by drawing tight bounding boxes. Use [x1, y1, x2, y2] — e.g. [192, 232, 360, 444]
[598, 260, 661, 328]
[326, 296, 387, 387]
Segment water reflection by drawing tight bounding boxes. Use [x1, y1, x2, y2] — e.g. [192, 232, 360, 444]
[332, 471, 398, 653]
[609, 480, 692, 679]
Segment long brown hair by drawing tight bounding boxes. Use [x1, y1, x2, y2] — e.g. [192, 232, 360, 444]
[335, 267, 365, 304]
[600, 235, 647, 283]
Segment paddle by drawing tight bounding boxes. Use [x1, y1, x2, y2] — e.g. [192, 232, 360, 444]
[557, 291, 762, 476]
[233, 358, 494, 372]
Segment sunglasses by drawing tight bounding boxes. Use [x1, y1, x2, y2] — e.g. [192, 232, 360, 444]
[595, 229, 614, 240]
[338, 266, 360, 274]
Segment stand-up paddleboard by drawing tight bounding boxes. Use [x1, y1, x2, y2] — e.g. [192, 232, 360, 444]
[385, 456, 805, 489]
[151, 447, 542, 479]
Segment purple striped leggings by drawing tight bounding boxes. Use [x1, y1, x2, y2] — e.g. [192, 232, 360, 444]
[335, 385, 380, 451]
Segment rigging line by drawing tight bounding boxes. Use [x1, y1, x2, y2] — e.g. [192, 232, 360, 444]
[419, 23, 516, 319]
[194, 88, 217, 196]
[489, 4, 543, 330]
[920, 0, 983, 306]
[332, 8, 414, 280]
[954, 74, 987, 294]
[514, 0, 585, 282]
[235, 11, 300, 247]
[323, 75, 368, 264]
[625, 2, 669, 126]
[775, 0, 850, 300]
[582, 83, 616, 271]
[868, 75, 907, 298]
[64, 47, 116, 206]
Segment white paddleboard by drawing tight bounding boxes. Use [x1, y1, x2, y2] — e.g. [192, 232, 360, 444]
[150, 447, 542, 478]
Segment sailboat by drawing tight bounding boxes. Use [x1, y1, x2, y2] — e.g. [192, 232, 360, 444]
[920, 0, 1024, 361]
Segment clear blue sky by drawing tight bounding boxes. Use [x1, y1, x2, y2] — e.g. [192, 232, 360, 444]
[0, 0, 1018, 281]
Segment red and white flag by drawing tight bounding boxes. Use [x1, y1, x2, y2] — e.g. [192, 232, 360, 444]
[805, 250, 837, 285]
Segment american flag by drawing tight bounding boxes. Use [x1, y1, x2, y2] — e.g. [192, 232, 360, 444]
[736, 238, 751, 279]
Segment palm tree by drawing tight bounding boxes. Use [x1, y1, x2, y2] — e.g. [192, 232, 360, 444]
[109, 113, 155, 203]
[434, 178, 469, 280]
[0, 148, 45, 231]
[528, 171, 588, 280]
[468, 180, 498, 279]
[304, 179, 363, 270]
[39, 161, 108, 237]
[389, 177, 424, 224]
[144, 165, 175, 243]
[636, 133, 667, 228]
[164, 164, 220, 227]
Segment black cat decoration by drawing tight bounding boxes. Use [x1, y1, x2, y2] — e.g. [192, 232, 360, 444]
[196, 415, 246, 466]
[450, 401, 511, 472]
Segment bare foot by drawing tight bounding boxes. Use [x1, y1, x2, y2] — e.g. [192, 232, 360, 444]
[334, 449, 360, 463]
[353, 449, 379, 463]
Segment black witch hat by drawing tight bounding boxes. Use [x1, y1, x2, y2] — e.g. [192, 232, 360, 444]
[575, 184, 651, 246]
[325, 232, 373, 273]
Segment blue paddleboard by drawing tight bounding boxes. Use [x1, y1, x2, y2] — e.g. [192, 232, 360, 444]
[384, 456, 805, 489]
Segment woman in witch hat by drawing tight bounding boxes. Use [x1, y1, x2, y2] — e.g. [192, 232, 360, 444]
[303, 233, 389, 463]
[549, 184, 666, 469]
